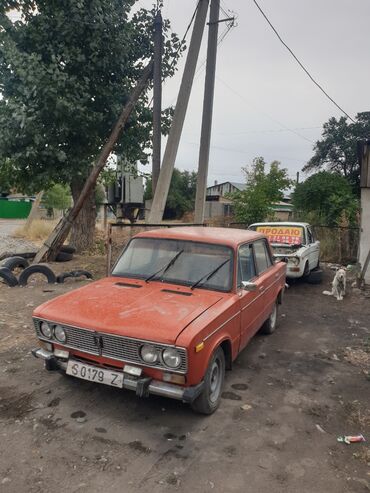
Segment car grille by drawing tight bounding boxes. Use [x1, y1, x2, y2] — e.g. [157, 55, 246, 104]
[33, 318, 187, 374]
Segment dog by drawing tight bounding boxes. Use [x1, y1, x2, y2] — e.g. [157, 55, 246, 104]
[323, 268, 346, 301]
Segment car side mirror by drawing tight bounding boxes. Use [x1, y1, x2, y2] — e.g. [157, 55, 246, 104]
[242, 281, 257, 291]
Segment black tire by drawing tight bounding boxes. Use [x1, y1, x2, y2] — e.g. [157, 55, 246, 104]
[55, 252, 73, 262]
[56, 272, 73, 284]
[71, 270, 93, 280]
[60, 245, 76, 254]
[2, 256, 29, 272]
[191, 347, 225, 415]
[306, 268, 323, 285]
[303, 261, 310, 278]
[260, 300, 278, 335]
[0, 267, 18, 287]
[15, 252, 37, 260]
[18, 264, 57, 286]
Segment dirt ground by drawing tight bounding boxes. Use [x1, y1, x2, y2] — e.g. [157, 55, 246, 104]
[0, 257, 370, 493]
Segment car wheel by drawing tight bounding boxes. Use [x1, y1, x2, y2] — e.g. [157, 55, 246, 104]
[260, 300, 278, 335]
[306, 268, 323, 284]
[191, 347, 225, 415]
[303, 261, 310, 277]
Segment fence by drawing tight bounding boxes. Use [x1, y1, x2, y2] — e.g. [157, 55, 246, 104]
[105, 221, 360, 271]
[0, 198, 32, 219]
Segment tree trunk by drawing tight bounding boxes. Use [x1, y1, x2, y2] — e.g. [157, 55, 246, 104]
[69, 180, 96, 252]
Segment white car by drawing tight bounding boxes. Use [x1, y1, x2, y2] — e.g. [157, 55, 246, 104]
[248, 222, 320, 279]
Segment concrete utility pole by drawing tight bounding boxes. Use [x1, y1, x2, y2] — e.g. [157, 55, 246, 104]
[148, 0, 210, 223]
[194, 0, 220, 224]
[152, 10, 163, 195]
[359, 140, 370, 285]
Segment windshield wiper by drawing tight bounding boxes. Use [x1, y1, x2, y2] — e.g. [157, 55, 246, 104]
[190, 258, 230, 290]
[145, 249, 184, 283]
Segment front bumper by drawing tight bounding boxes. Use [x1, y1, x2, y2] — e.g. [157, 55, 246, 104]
[32, 348, 203, 404]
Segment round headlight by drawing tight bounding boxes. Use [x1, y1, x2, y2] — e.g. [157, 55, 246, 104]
[140, 344, 158, 364]
[162, 348, 181, 369]
[289, 256, 300, 266]
[54, 325, 66, 343]
[40, 321, 52, 339]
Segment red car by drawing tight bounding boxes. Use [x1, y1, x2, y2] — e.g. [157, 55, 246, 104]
[32, 227, 286, 414]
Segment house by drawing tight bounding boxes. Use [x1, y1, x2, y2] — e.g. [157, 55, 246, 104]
[204, 180, 293, 221]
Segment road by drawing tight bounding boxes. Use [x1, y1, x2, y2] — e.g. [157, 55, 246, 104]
[0, 262, 369, 493]
[0, 219, 36, 257]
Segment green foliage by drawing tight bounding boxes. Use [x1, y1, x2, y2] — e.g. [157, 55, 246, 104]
[304, 112, 370, 192]
[229, 157, 292, 225]
[0, 1, 183, 193]
[292, 171, 359, 226]
[145, 168, 197, 219]
[43, 184, 71, 211]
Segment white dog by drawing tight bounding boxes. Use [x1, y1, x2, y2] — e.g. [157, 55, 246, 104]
[323, 268, 346, 301]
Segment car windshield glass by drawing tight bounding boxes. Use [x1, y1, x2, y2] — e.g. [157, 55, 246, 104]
[250, 224, 305, 246]
[112, 238, 233, 292]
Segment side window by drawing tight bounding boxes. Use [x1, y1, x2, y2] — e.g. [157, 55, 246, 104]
[237, 244, 256, 286]
[253, 240, 272, 275]
[307, 228, 314, 244]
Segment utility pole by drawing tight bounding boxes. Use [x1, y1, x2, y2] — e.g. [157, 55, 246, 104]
[194, 0, 220, 224]
[148, 0, 210, 223]
[152, 10, 163, 195]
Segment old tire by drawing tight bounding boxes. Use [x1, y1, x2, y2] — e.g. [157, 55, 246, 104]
[0, 267, 18, 287]
[260, 300, 278, 335]
[2, 256, 29, 272]
[55, 252, 73, 262]
[191, 347, 225, 415]
[56, 272, 73, 284]
[71, 270, 93, 280]
[18, 264, 57, 286]
[60, 245, 76, 254]
[306, 268, 323, 285]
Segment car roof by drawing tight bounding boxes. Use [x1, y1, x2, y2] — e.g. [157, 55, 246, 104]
[134, 226, 264, 248]
[249, 222, 310, 227]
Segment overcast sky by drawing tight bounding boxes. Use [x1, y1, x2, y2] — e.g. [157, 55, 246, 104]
[136, 0, 370, 185]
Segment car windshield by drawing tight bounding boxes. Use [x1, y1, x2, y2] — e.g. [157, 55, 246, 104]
[112, 237, 233, 292]
[249, 224, 305, 246]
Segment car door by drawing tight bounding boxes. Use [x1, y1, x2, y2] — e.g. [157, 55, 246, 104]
[238, 239, 274, 350]
[306, 226, 320, 269]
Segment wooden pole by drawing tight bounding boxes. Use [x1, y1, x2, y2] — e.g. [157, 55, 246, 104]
[33, 61, 153, 264]
[152, 10, 163, 195]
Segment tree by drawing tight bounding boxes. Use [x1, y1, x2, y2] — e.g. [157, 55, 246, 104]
[144, 168, 197, 220]
[0, 1, 182, 250]
[303, 112, 370, 192]
[292, 171, 358, 227]
[43, 184, 71, 216]
[229, 157, 292, 225]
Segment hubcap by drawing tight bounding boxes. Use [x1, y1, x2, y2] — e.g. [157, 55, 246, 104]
[209, 358, 222, 403]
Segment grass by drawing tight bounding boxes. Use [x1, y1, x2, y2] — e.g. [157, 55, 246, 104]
[13, 219, 58, 243]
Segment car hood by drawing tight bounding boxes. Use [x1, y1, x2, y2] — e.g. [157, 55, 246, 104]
[33, 277, 224, 345]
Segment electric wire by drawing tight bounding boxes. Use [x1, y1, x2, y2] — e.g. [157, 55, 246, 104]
[252, 0, 355, 123]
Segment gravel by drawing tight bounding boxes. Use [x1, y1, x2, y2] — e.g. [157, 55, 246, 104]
[0, 220, 37, 259]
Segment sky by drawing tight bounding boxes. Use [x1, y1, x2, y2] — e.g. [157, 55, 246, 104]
[136, 0, 370, 185]
[7, 1, 370, 186]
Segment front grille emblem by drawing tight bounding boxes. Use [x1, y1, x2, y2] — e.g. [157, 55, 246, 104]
[93, 334, 104, 356]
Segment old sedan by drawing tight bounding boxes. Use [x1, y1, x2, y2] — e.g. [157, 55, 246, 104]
[32, 227, 286, 414]
[248, 222, 320, 279]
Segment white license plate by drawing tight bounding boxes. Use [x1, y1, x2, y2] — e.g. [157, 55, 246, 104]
[66, 360, 124, 388]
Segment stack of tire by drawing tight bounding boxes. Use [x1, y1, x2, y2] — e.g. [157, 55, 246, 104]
[0, 245, 75, 288]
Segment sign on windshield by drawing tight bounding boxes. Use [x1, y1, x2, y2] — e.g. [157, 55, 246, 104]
[256, 225, 304, 245]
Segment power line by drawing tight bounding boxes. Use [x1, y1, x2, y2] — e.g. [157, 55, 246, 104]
[216, 75, 315, 144]
[252, 0, 355, 123]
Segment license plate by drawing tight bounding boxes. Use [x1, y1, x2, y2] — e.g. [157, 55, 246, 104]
[66, 360, 124, 388]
